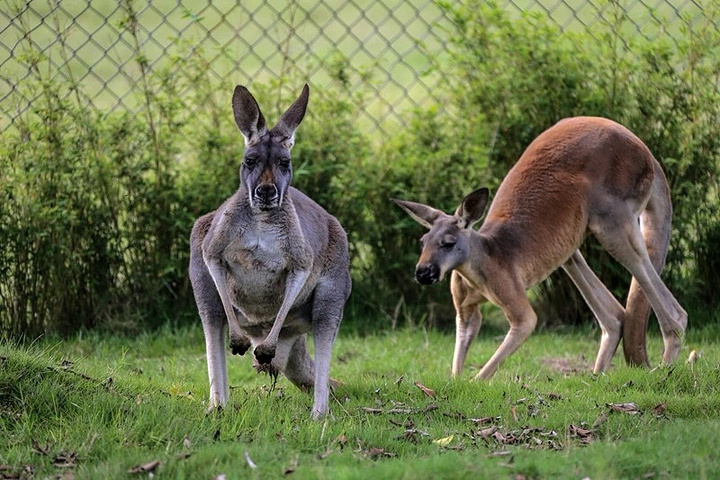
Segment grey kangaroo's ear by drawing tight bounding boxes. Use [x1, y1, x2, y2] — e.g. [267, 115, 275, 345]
[273, 84, 310, 150]
[392, 198, 444, 229]
[454, 188, 489, 228]
[232, 85, 267, 146]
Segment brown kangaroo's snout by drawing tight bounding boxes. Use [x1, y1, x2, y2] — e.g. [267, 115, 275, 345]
[415, 262, 440, 284]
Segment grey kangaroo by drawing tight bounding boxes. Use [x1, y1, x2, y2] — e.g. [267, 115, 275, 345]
[189, 84, 351, 419]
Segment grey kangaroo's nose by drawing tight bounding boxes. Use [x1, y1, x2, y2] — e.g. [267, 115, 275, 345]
[255, 184, 278, 201]
[415, 263, 439, 285]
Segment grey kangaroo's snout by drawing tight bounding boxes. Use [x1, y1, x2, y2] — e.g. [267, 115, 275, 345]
[254, 183, 279, 208]
[415, 263, 440, 284]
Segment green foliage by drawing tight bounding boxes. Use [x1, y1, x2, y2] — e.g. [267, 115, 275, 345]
[341, 108, 489, 326]
[2, 2, 720, 336]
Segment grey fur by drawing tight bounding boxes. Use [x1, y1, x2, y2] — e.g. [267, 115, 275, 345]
[189, 84, 351, 419]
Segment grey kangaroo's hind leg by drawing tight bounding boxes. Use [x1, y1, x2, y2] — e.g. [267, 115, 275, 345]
[562, 250, 624, 373]
[309, 275, 349, 419]
[280, 334, 315, 391]
[589, 211, 687, 364]
[190, 215, 229, 411]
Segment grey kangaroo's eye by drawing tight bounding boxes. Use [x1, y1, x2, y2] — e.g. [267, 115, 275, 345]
[244, 157, 257, 168]
[278, 159, 291, 170]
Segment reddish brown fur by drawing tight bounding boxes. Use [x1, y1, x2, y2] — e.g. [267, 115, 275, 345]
[484, 117, 654, 285]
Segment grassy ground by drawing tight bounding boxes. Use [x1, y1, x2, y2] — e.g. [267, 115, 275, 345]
[1, 322, 719, 479]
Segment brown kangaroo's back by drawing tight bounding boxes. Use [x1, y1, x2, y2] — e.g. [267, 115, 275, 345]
[482, 117, 657, 287]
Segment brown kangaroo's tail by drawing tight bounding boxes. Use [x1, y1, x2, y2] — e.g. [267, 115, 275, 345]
[623, 159, 673, 366]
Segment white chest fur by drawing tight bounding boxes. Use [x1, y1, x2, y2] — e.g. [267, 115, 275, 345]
[221, 225, 293, 322]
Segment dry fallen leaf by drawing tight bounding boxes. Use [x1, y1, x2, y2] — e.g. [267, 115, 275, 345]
[592, 410, 608, 428]
[283, 455, 299, 476]
[385, 407, 412, 414]
[361, 407, 383, 414]
[365, 447, 395, 459]
[653, 403, 667, 416]
[486, 450, 512, 457]
[244, 451, 258, 469]
[470, 416, 499, 425]
[477, 426, 498, 438]
[687, 349, 701, 364]
[414, 381, 436, 398]
[433, 434, 454, 446]
[53, 451, 78, 468]
[567, 424, 593, 444]
[608, 402, 641, 415]
[400, 428, 430, 443]
[128, 460, 161, 474]
[31, 439, 50, 456]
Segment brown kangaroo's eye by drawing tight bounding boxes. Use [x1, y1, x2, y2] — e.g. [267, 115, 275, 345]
[441, 235, 457, 247]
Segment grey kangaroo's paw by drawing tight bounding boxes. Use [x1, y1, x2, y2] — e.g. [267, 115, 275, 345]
[230, 336, 252, 356]
[254, 344, 276, 365]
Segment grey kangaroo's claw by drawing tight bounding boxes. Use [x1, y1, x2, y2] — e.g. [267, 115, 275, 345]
[254, 345, 276, 365]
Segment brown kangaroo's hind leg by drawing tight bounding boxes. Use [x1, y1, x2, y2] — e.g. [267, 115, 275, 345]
[623, 161, 685, 366]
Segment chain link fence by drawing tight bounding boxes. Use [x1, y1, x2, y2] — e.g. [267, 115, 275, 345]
[0, 0, 711, 136]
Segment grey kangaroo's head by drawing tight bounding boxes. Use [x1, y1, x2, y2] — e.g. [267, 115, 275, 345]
[393, 188, 489, 284]
[232, 84, 309, 210]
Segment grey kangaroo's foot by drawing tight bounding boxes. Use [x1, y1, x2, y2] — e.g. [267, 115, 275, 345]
[254, 344, 276, 364]
[230, 335, 252, 356]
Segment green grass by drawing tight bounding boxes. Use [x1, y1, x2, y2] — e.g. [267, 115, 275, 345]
[2, 323, 719, 479]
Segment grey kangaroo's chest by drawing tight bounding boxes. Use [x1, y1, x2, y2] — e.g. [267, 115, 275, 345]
[217, 224, 311, 323]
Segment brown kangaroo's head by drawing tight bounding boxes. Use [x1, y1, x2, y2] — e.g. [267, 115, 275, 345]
[393, 188, 489, 284]
[232, 84, 309, 210]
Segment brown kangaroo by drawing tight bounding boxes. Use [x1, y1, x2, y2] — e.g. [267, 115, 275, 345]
[189, 85, 351, 418]
[393, 117, 687, 379]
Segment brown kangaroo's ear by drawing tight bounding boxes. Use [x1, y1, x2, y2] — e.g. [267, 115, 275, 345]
[273, 84, 310, 150]
[232, 85, 267, 146]
[392, 198, 445, 229]
[454, 188, 489, 228]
